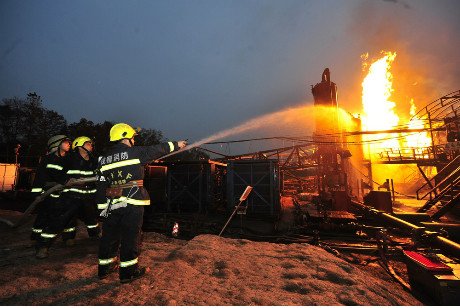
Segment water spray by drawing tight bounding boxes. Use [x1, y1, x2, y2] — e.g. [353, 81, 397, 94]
[156, 103, 335, 161]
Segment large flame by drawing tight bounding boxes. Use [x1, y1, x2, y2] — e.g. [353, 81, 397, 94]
[359, 51, 434, 189]
[361, 51, 400, 157]
[360, 51, 432, 159]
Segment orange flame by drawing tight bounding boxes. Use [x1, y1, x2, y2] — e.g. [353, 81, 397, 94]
[406, 99, 432, 152]
[361, 51, 399, 157]
[360, 51, 432, 160]
[359, 51, 435, 189]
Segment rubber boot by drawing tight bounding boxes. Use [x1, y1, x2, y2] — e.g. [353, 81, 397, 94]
[65, 239, 75, 247]
[36, 247, 49, 259]
[120, 267, 149, 284]
[98, 262, 119, 280]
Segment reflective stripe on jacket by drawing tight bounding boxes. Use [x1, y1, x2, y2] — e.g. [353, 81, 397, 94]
[31, 153, 67, 197]
[96, 142, 178, 206]
[62, 150, 98, 199]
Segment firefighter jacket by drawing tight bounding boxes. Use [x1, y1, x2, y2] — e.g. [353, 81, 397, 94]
[31, 152, 68, 199]
[62, 150, 98, 199]
[96, 141, 179, 210]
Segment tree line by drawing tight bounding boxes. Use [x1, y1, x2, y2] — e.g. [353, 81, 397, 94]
[0, 93, 207, 167]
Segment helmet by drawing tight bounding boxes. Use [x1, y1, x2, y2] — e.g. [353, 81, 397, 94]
[72, 136, 93, 150]
[110, 123, 138, 142]
[47, 135, 70, 153]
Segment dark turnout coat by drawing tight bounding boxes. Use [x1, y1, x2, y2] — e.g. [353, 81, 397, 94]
[30, 152, 68, 238]
[31, 152, 68, 197]
[62, 150, 98, 199]
[96, 141, 179, 209]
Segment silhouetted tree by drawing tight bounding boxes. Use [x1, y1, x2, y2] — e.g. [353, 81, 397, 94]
[67, 121, 166, 156]
[67, 118, 97, 137]
[0, 93, 205, 166]
[0, 97, 23, 144]
[0, 93, 67, 166]
[136, 128, 164, 146]
[67, 118, 113, 155]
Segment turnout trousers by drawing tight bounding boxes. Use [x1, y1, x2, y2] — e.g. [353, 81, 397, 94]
[62, 197, 100, 240]
[98, 204, 144, 280]
[31, 197, 55, 241]
[37, 199, 68, 247]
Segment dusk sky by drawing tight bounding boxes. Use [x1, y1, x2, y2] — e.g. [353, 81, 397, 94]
[1, 0, 459, 147]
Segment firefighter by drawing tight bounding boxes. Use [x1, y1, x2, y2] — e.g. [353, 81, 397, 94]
[31, 135, 71, 244]
[96, 123, 186, 283]
[60, 136, 100, 246]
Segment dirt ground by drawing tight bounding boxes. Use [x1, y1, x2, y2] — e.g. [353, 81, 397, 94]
[0, 209, 422, 306]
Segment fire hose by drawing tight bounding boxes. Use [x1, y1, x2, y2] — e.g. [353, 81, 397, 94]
[0, 176, 97, 228]
[375, 230, 412, 291]
[0, 143, 194, 229]
[150, 139, 191, 162]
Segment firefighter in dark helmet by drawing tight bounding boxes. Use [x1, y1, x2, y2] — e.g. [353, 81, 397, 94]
[60, 136, 100, 246]
[31, 135, 71, 243]
[96, 123, 187, 283]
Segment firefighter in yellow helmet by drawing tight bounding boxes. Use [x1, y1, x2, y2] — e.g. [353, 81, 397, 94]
[96, 123, 187, 283]
[32, 135, 71, 257]
[59, 136, 100, 246]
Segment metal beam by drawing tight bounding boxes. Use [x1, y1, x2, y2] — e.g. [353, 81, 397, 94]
[345, 127, 445, 135]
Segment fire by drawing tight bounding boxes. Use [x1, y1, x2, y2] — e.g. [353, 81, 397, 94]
[361, 51, 400, 157]
[359, 51, 434, 189]
[406, 99, 432, 151]
[360, 51, 432, 159]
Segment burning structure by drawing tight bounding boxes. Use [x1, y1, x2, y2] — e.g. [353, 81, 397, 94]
[139, 54, 460, 303]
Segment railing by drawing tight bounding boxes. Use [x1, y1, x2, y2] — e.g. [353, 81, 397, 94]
[431, 190, 460, 219]
[403, 166, 421, 184]
[224, 143, 318, 170]
[417, 172, 460, 213]
[377, 146, 438, 162]
[411, 90, 460, 122]
[416, 154, 460, 200]
[417, 161, 460, 201]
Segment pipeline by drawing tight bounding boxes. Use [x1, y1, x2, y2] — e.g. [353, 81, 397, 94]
[392, 212, 432, 223]
[351, 200, 460, 259]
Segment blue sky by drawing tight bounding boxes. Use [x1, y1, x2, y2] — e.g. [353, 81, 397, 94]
[1, 0, 459, 144]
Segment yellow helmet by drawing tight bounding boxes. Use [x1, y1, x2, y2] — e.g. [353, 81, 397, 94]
[72, 136, 93, 150]
[110, 123, 138, 142]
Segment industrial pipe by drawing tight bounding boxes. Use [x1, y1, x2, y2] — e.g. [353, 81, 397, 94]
[351, 200, 424, 232]
[420, 222, 460, 234]
[351, 200, 460, 259]
[392, 212, 432, 223]
[432, 235, 460, 258]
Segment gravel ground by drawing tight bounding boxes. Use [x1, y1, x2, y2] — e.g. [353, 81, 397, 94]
[0, 209, 422, 305]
